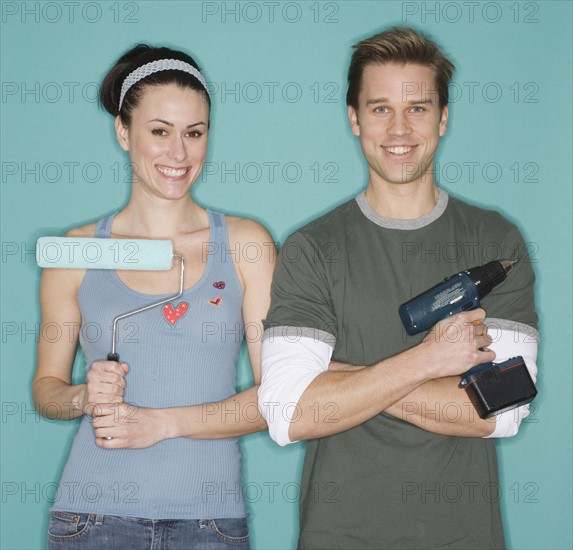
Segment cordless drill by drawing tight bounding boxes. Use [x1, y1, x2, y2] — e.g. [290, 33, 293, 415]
[399, 259, 516, 336]
[399, 260, 537, 418]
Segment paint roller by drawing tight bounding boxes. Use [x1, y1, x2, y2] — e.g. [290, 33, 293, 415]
[36, 237, 184, 362]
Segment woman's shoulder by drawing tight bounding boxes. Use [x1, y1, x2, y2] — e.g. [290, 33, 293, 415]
[223, 215, 276, 283]
[64, 222, 99, 239]
[224, 215, 274, 245]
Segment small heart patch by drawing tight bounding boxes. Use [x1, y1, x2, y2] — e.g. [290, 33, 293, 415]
[162, 302, 189, 327]
[213, 281, 226, 290]
[209, 297, 223, 307]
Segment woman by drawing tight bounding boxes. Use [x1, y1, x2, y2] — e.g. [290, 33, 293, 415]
[33, 45, 275, 549]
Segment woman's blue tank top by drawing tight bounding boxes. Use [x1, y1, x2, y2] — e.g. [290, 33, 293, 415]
[52, 210, 247, 519]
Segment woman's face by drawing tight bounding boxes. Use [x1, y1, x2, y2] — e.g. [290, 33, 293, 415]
[115, 83, 209, 202]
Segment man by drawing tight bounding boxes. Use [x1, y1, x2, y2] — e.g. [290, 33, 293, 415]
[258, 27, 538, 549]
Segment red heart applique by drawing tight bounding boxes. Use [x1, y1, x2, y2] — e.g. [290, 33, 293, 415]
[162, 302, 189, 327]
[213, 281, 225, 289]
[208, 297, 223, 307]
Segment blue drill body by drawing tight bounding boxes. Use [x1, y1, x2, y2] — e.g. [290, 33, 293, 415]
[399, 273, 480, 336]
[399, 260, 515, 336]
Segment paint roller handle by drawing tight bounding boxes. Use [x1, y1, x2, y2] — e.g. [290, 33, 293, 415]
[107, 353, 120, 362]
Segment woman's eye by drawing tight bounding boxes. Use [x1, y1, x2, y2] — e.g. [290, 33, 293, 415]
[187, 131, 203, 138]
[151, 128, 167, 136]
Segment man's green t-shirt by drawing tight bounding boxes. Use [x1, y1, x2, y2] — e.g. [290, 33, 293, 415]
[264, 190, 537, 549]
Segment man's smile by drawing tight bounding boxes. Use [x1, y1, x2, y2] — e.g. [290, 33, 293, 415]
[381, 145, 417, 156]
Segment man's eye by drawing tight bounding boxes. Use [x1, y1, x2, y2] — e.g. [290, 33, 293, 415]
[374, 106, 389, 113]
[411, 106, 424, 113]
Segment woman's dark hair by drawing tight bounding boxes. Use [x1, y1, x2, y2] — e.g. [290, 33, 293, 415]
[99, 44, 210, 125]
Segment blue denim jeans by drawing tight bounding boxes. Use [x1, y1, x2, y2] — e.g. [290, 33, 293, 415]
[47, 511, 250, 549]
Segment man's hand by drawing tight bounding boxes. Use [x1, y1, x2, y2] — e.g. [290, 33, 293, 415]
[328, 310, 492, 377]
[85, 360, 129, 416]
[421, 309, 495, 378]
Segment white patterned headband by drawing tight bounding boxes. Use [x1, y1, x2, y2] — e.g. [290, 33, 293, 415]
[119, 59, 210, 109]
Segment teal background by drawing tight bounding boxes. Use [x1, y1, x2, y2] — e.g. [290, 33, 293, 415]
[1, 1, 571, 548]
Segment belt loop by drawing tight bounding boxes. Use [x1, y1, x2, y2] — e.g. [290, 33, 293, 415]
[199, 519, 206, 529]
[95, 514, 104, 526]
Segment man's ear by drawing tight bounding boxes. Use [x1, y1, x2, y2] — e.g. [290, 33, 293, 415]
[348, 105, 360, 137]
[115, 116, 130, 151]
[439, 105, 448, 137]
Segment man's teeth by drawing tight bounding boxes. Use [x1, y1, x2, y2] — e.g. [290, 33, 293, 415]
[384, 146, 413, 155]
[158, 166, 187, 177]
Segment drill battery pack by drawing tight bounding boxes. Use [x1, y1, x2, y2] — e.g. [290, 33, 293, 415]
[459, 356, 537, 419]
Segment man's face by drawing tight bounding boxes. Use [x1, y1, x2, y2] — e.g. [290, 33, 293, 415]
[348, 63, 448, 189]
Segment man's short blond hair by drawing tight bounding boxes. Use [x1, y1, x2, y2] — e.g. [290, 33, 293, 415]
[346, 26, 455, 110]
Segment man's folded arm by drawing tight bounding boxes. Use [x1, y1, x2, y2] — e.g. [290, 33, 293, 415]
[259, 329, 443, 445]
[259, 310, 496, 445]
[259, 319, 538, 444]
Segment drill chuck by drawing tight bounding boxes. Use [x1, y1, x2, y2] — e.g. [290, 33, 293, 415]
[399, 260, 516, 335]
[468, 259, 516, 300]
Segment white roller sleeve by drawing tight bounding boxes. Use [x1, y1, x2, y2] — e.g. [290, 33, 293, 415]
[36, 237, 173, 270]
